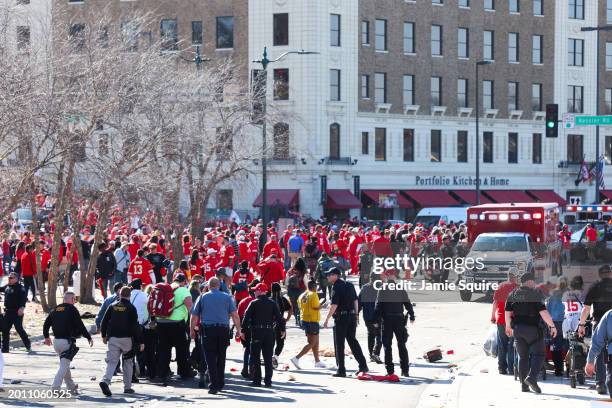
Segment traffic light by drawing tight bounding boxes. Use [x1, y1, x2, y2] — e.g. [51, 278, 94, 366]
[545, 104, 558, 138]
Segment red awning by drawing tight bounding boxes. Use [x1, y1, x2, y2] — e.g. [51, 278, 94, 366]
[326, 189, 362, 209]
[401, 190, 460, 207]
[483, 190, 532, 203]
[527, 190, 567, 206]
[600, 190, 612, 200]
[452, 190, 492, 205]
[362, 190, 413, 208]
[253, 189, 299, 207]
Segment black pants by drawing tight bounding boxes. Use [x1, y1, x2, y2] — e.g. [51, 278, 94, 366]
[197, 328, 209, 376]
[274, 325, 285, 356]
[242, 329, 252, 374]
[23, 276, 36, 300]
[251, 328, 275, 385]
[333, 314, 368, 374]
[2, 311, 31, 352]
[365, 320, 382, 356]
[513, 324, 545, 384]
[202, 325, 230, 391]
[138, 327, 157, 378]
[381, 316, 409, 374]
[156, 320, 189, 378]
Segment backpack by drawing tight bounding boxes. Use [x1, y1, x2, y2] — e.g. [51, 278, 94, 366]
[147, 283, 178, 318]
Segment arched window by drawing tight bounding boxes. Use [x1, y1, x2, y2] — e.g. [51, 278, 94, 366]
[273, 122, 289, 160]
[330, 123, 340, 159]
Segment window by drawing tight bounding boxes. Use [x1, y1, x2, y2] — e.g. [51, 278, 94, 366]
[606, 136, 612, 164]
[69, 24, 85, 53]
[404, 22, 415, 54]
[330, 123, 341, 159]
[330, 69, 341, 101]
[532, 133, 542, 164]
[532, 83, 542, 111]
[160, 19, 178, 51]
[607, 42, 612, 70]
[375, 19, 387, 51]
[273, 69, 289, 100]
[16, 0, 29, 4]
[273, 123, 290, 160]
[568, 39, 583, 66]
[567, 134, 583, 164]
[362, 132, 369, 155]
[459, 0, 469, 6]
[403, 75, 414, 105]
[533, 0, 543, 15]
[16, 26, 30, 50]
[403, 129, 414, 161]
[608, 0, 612, 23]
[485, 0, 495, 10]
[216, 190, 233, 211]
[431, 130, 442, 162]
[431, 76, 442, 106]
[458, 78, 468, 108]
[568, 85, 583, 113]
[431, 25, 442, 56]
[330, 14, 341, 46]
[361, 74, 370, 99]
[216, 16, 234, 49]
[507, 82, 518, 111]
[484, 30, 494, 60]
[273, 13, 289, 46]
[362, 21, 370, 45]
[508, 32, 519, 62]
[483, 132, 494, 163]
[375, 128, 386, 161]
[483, 80, 494, 109]
[375, 72, 387, 103]
[569, 0, 584, 19]
[432, 0, 443, 3]
[121, 20, 140, 52]
[532, 35, 542, 64]
[191, 21, 202, 45]
[606, 88, 612, 114]
[508, 132, 518, 163]
[509, 0, 520, 13]
[458, 28, 469, 58]
[457, 131, 468, 162]
[251, 69, 266, 123]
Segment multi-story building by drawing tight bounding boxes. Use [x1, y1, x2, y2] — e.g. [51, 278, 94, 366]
[14, 0, 612, 220]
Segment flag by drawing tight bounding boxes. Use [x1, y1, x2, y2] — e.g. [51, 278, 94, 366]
[575, 159, 591, 186]
[597, 155, 606, 190]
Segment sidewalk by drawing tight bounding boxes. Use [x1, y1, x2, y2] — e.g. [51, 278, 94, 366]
[417, 355, 611, 408]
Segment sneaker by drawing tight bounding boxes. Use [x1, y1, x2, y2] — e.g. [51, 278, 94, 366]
[208, 388, 218, 394]
[524, 377, 541, 394]
[401, 370, 409, 377]
[250, 381, 262, 387]
[314, 361, 326, 369]
[124, 388, 135, 394]
[370, 354, 383, 364]
[99, 381, 112, 397]
[69, 384, 79, 395]
[498, 369, 508, 375]
[264, 382, 272, 388]
[26, 348, 34, 355]
[290, 357, 301, 370]
[521, 384, 530, 393]
[272, 355, 279, 369]
[332, 372, 346, 378]
[596, 384, 608, 395]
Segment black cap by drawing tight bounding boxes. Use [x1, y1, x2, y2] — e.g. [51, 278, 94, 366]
[174, 274, 187, 283]
[129, 278, 142, 290]
[325, 267, 342, 277]
[520, 272, 535, 283]
[113, 282, 125, 293]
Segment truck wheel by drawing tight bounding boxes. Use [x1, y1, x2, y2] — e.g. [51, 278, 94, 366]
[459, 290, 472, 302]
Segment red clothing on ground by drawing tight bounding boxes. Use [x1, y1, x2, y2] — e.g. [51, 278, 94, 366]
[492, 281, 519, 325]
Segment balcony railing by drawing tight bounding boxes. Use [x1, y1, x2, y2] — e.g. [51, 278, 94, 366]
[557, 160, 594, 169]
[269, 157, 296, 165]
[320, 156, 352, 166]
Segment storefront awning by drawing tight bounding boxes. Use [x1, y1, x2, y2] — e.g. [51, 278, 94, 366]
[526, 190, 567, 206]
[361, 190, 413, 208]
[401, 190, 460, 207]
[253, 189, 299, 207]
[483, 190, 532, 203]
[600, 190, 612, 201]
[326, 189, 362, 209]
[452, 190, 492, 205]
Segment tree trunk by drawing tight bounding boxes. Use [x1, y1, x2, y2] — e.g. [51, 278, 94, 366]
[29, 191, 50, 312]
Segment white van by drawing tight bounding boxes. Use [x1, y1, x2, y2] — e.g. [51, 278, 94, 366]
[413, 207, 468, 226]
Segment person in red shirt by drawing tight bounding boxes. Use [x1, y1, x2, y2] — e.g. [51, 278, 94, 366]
[585, 223, 598, 261]
[372, 229, 394, 257]
[256, 253, 284, 288]
[39, 240, 51, 286]
[232, 261, 255, 304]
[315, 226, 331, 255]
[558, 225, 572, 266]
[348, 228, 363, 275]
[237, 279, 260, 379]
[188, 249, 204, 281]
[491, 272, 519, 375]
[237, 235, 250, 264]
[182, 235, 192, 259]
[127, 235, 141, 261]
[20, 244, 37, 301]
[216, 237, 236, 285]
[263, 235, 283, 261]
[203, 248, 220, 281]
[127, 249, 155, 286]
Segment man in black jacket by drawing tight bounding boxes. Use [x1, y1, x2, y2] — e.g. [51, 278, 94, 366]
[146, 243, 169, 284]
[96, 243, 116, 299]
[241, 282, 285, 387]
[359, 273, 382, 364]
[43, 291, 93, 392]
[99, 286, 143, 396]
[1, 272, 31, 353]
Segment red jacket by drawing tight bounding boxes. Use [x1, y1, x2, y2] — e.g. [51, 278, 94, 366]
[492, 281, 519, 325]
[256, 258, 284, 287]
[237, 296, 255, 320]
[20, 251, 36, 277]
[263, 240, 283, 260]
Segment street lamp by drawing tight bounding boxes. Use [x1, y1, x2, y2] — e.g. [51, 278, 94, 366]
[581, 25, 612, 203]
[252, 47, 318, 250]
[179, 45, 211, 71]
[475, 60, 492, 206]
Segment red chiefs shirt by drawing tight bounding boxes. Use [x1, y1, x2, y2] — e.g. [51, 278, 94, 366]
[586, 227, 598, 242]
[493, 281, 519, 325]
[256, 258, 284, 287]
[127, 242, 141, 261]
[203, 255, 219, 280]
[20, 251, 36, 277]
[216, 245, 236, 268]
[237, 296, 255, 320]
[232, 271, 255, 303]
[189, 258, 204, 278]
[263, 240, 282, 260]
[40, 249, 51, 272]
[128, 256, 154, 286]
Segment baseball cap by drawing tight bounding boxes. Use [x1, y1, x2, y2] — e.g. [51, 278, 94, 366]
[254, 282, 269, 293]
[174, 274, 187, 283]
[325, 267, 342, 277]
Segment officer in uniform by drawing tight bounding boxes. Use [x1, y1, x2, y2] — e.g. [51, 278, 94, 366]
[374, 269, 415, 377]
[241, 282, 285, 387]
[43, 291, 93, 393]
[99, 286, 143, 397]
[359, 273, 383, 364]
[505, 272, 557, 394]
[323, 267, 369, 377]
[0, 272, 31, 353]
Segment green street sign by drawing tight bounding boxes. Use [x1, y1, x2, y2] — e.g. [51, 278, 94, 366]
[575, 115, 612, 126]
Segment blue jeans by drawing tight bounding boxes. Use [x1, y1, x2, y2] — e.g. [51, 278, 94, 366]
[497, 324, 514, 372]
[596, 349, 609, 387]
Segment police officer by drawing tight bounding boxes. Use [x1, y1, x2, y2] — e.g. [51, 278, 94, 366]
[505, 272, 557, 394]
[374, 269, 415, 377]
[241, 282, 285, 387]
[43, 291, 93, 393]
[0, 272, 31, 353]
[99, 286, 143, 397]
[359, 273, 382, 364]
[323, 267, 369, 377]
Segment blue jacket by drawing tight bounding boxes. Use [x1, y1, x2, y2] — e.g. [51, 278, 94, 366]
[96, 294, 118, 329]
[587, 309, 612, 363]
